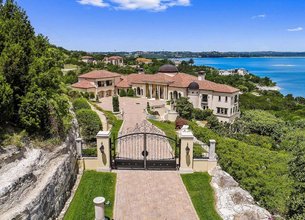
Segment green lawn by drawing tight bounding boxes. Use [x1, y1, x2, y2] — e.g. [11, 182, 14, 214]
[148, 119, 177, 139]
[149, 120, 204, 157]
[181, 173, 222, 220]
[64, 171, 116, 220]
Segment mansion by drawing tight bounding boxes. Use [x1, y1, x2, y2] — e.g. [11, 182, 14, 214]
[72, 64, 240, 122]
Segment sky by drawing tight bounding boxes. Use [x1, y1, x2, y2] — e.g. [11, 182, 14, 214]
[15, 0, 305, 52]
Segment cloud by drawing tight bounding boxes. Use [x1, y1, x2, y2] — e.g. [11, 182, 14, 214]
[287, 27, 303, 32]
[77, 0, 109, 8]
[77, 0, 191, 11]
[251, 14, 266, 19]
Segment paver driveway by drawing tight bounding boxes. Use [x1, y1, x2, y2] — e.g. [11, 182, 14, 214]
[114, 170, 199, 220]
[99, 97, 198, 219]
[97, 97, 166, 132]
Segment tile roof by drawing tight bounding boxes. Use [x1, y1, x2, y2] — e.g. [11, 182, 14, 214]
[108, 56, 123, 60]
[116, 72, 239, 93]
[79, 70, 121, 79]
[116, 73, 174, 88]
[71, 80, 96, 89]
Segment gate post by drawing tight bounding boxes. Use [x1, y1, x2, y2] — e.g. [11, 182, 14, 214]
[96, 131, 111, 172]
[179, 125, 194, 173]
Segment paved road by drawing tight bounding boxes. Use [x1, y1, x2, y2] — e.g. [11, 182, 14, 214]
[114, 170, 199, 220]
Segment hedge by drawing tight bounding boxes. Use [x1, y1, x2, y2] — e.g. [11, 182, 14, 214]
[73, 98, 91, 111]
[76, 109, 102, 142]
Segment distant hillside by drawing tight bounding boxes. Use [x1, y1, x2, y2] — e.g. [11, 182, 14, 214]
[91, 51, 305, 59]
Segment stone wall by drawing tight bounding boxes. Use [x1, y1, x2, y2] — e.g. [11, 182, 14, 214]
[0, 119, 79, 220]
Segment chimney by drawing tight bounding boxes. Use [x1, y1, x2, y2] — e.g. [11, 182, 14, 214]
[198, 71, 206, 81]
[138, 67, 145, 74]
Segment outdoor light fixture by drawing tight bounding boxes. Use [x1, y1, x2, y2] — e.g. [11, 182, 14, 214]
[186, 143, 190, 155]
[100, 143, 105, 154]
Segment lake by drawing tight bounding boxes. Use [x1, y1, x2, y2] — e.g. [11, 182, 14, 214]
[184, 57, 305, 97]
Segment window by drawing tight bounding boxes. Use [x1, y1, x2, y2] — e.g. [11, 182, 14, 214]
[217, 107, 228, 115]
[225, 96, 228, 103]
[201, 94, 208, 102]
[234, 95, 238, 103]
[218, 96, 221, 102]
[106, 80, 112, 86]
[97, 81, 102, 87]
[202, 105, 209, 110]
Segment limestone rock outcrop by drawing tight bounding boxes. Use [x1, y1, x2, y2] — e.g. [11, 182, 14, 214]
[209, 167, 272, 220]
[0, 119, 79, 220]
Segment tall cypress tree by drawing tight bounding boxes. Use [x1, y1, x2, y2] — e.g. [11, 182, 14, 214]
[0, 0, 35, 119]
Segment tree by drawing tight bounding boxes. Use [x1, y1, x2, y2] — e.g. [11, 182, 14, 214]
[119, 89, 126, 97]
[0, 0, 35, 111]
[0, 0, 70, 137]
[175, 97, 193, 120]
[112, 96, 120, 112]
[18, 87, 49, 134]
[127, 88, 135, 97]
[0, 74, 13, 122]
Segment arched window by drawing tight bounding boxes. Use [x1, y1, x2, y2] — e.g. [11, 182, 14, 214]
[178, 93, 182, 99]
[170, 92, 173, 100]
[173, 91, 178, 99]
[137, 87, 141, 96]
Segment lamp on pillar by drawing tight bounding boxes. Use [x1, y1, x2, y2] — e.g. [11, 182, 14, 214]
[185, 143, 190, 155]
[99, 143, 105, 154]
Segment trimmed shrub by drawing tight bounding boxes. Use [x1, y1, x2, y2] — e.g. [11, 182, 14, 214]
[127, 88, 135, 97]
[112, 96, 120, 112]
[175, 97, 194, 120]
[82, 147, 97, 157]
[68, 90, 81, 99]
[89, 92, 95, 99]
[175, 117, 188, 129]
[76, 109, 102, 142]
[193, 108, 213, 120]
[73, 98, 91, 111]
[119, 89, 126, 97]
[81, 91, 90, 99]
[147, 102, 151, 111]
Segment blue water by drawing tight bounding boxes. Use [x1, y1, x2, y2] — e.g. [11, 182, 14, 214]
[186, 57, 305, 97]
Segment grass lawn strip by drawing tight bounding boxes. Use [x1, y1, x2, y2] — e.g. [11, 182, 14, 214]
[181, 173, 222, 220]
[64, 171, 116, 220]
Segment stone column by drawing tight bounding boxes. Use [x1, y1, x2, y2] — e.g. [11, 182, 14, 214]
[93, 197, 105, 220]
[150, 84, 153, 99]
[96, 131, 111, 172]
[76, 137, 82, 158]
[179, 125, 194, 173]
[209, 140, 216, 161]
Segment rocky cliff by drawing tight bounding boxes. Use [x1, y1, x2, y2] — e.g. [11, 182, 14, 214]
[209, 167, 272, 220]
[0, 119, 79, 220]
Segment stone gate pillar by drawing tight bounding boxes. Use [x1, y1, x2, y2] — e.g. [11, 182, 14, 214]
[179, 125, 194, 173]
[96, 131, 111, 172]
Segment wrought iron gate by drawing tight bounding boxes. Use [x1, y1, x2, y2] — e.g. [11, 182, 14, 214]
[110, 121, 180, 170]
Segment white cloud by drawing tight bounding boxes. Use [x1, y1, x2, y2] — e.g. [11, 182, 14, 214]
[287, 27, 303, 32]
[77, 0, 109, 8]
[251, 14, 266, 19]
[77, 0, 191, 11]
